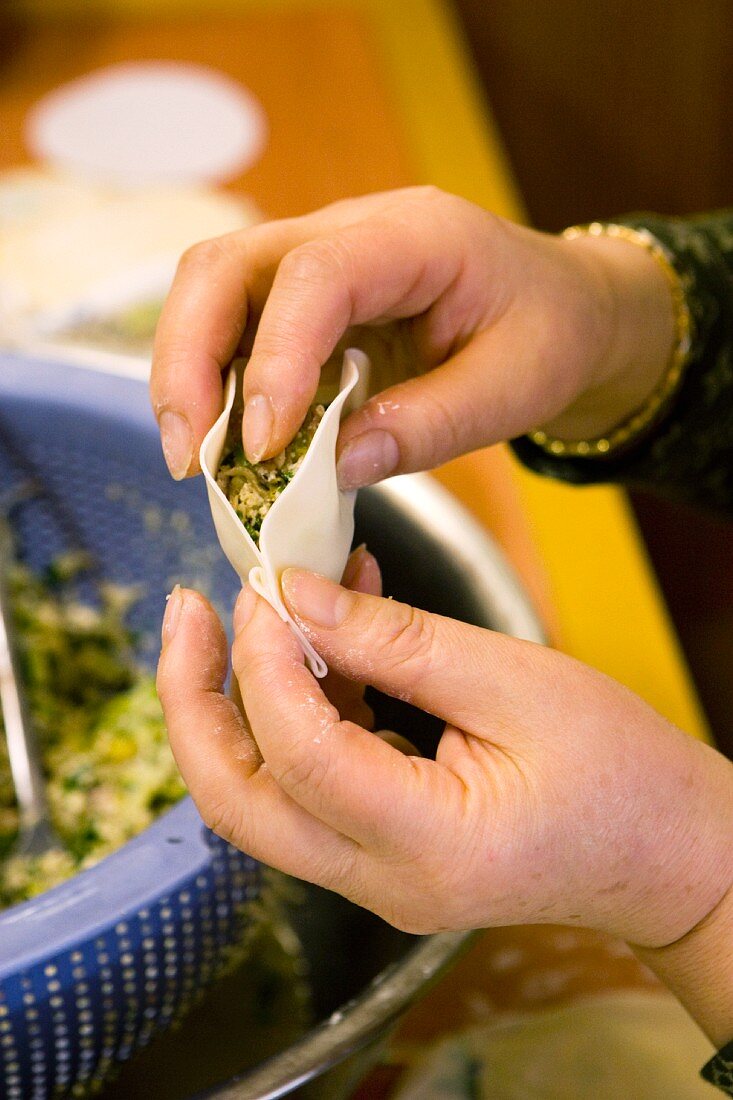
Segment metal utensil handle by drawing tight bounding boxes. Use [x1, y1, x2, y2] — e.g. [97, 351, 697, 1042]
[0, 522, 50, 830]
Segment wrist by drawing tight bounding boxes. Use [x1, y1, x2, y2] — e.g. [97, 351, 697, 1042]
[634, 877, 733, 1049]
[628, 740, 733, 1047]
[540, 227, 678, 444]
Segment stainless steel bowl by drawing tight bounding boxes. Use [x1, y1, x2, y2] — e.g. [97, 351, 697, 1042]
[103, 473, 545, 1100]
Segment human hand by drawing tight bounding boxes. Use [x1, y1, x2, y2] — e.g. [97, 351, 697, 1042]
[156, 558, 732, 954]
[150, 187, 675, 486]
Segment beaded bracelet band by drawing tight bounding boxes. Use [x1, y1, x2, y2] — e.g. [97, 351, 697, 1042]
[528, 221, 693, 459]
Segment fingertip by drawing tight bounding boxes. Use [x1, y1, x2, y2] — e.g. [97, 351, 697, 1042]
[242, 393, 274, 463]
[243, 333, 325, 460]
[159, 410, 194, 481]
[231, 582, 306, 687]
[341, 546, 367, 590]
[158, 586, 228, 691]
[161, 584, 183, 647]
[233, 583, 260, 634]
[342, 545, 382, 596]
[161, 585, 208, 649]
[336, 429, 399, 491]
[281, 569, 354, 630]
[241, 382, 316, 462]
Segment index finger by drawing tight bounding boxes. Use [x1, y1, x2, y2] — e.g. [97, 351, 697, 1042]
[150, 227, 272, 479]
[149, 192, 414, 478]
[242, 203, 464, 461]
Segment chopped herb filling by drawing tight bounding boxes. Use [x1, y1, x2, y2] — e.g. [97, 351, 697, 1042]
[216, 404, 326, 543]
[0, 559, 185, 908]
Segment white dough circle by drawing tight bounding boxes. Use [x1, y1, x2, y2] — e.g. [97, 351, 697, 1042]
[26, 62, 267, 186]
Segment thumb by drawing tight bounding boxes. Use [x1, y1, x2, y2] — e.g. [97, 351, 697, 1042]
[334, 308, 579, 491]
[281, 568, 542, 731]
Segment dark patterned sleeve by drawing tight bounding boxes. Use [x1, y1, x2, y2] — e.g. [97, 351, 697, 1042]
[702, 1040, 733, 1095]
[511, 212, 733, 514]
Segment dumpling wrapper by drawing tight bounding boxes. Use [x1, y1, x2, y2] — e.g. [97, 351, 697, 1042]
[200, 348, 369, 678]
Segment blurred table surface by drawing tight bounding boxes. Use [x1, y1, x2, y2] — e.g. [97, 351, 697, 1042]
[0, 0, 712, 1094]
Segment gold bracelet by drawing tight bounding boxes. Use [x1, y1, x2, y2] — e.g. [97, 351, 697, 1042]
[528, 221, 693, 458]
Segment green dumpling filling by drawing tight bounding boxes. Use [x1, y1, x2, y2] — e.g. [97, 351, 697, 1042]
[0, 559, 184, 908]
[216, 404, 326, 544]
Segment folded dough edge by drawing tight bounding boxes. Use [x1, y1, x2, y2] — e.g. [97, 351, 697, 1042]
[200, 348, 368, 677]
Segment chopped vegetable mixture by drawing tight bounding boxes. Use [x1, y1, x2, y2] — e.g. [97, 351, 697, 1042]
[59, 299, 164, 355]
[0, 558, 185, 908]
[216, 404, 326, 543]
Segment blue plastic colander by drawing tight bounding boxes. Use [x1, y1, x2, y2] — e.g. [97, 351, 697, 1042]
[0, 352, 261, 1099]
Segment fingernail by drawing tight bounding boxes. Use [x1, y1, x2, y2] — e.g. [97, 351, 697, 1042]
[337, 430, 399, 491]
[243, 394, 273, 462]
[233, 584, 258, 633]
[159, 410, 193, 480]
[162, 585, 183, 646]
[282, 569, 354, 628]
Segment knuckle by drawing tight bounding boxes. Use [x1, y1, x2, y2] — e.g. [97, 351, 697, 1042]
[378, 865, 463, 934]
[275, 739, 331, 800]
[312, 843, 361, 896]
[371, 602, 437, 678]
[373, 888, 440, 935]
[151, 330, 204, 396]
[200, 796, 244, 848]
[240, 219, 273, 253]
[278, 237, 352, 288]
[177, 238, 222, 274]
[408, 183, 447, 208]
[407, 185, 471, 225]
[387, 909, 439, 935]
[408, 187, 490, 249]
[151, 336, 189, 378]
[423, 388, 465, 453]
[270, 705, 342, 801]
[177, 233, 241, 275]
[231, 635, 278, 685]
[398, 386, 466, 465]
[250, 320, 313, 365]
